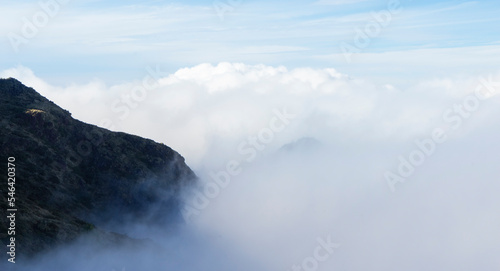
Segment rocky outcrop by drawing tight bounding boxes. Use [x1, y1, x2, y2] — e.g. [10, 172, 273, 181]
[0, 78, 195, 257]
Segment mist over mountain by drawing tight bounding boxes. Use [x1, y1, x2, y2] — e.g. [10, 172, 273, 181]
[2, 0, 500, 269]
[0, 78, 196, 260]
[1, 68, 500, 271]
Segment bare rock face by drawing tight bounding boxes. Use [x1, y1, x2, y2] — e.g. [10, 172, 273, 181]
[0, 78, 196, 257]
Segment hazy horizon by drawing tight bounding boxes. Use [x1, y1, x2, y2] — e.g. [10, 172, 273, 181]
[1, 0, 500, 270]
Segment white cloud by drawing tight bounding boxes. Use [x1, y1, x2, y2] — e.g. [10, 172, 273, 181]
[3, 63, 499, 166]
[1, 0, 499, 84]
[3, 63, 500, 270]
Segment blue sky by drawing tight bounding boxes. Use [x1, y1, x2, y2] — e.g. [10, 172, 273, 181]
[1, 0, 499, 85]
[2, 2, 500, 270]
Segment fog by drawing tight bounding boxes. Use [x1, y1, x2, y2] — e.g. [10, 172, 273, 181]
[2, 64, 500, 270]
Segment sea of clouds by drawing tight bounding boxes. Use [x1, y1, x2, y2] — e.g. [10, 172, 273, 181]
[1, 63, 500, 270]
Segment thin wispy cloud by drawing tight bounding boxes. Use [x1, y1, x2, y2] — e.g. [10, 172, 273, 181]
[314, 0, 370, 6]
[2, 0, 500, 269]
[1, 0, 499, 84]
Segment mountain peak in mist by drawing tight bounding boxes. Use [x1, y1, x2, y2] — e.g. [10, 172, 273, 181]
[279, 137, 322, 153]
[0, 78, 196, 257]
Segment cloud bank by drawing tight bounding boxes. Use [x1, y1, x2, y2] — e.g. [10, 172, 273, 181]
[2, 63, 500, 270]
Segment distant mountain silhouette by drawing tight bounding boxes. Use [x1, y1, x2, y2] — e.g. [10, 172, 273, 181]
[279, 137, 322, 153]
[0, 78, 196, 257]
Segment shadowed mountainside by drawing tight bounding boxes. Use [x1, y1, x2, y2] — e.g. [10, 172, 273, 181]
[0, 78, 196, 257]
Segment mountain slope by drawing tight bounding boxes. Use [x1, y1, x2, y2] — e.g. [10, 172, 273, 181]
[0, 78, 196, 257]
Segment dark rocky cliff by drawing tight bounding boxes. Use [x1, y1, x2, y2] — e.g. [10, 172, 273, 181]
[0, 78, 196, 257]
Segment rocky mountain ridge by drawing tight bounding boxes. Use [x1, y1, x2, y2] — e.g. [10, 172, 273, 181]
[0, 78, 196, 258]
